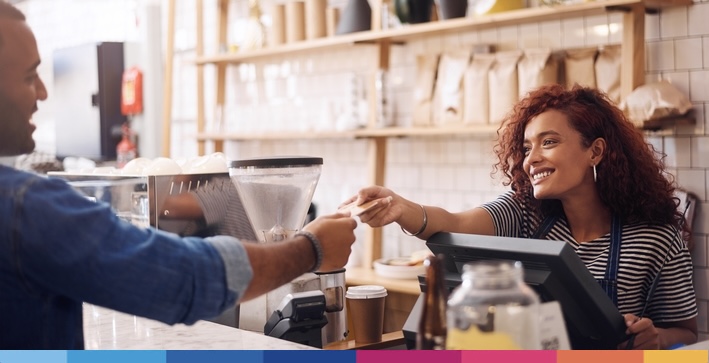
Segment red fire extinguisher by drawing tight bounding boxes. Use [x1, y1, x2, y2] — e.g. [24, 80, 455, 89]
[121, 66, 143, 116]
[117, 66, 143, 168]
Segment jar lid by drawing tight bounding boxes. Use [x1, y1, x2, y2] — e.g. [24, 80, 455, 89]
[229, 156, 323, 169]
[345, 285, 387, 299]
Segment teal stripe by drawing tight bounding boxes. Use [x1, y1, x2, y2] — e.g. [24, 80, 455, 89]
[0, 350, 67, 363]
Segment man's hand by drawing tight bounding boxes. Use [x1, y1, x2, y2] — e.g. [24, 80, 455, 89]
[302, 213, 357, 272]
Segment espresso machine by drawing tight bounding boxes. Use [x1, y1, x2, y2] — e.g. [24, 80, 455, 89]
[229, 156, 348, 347]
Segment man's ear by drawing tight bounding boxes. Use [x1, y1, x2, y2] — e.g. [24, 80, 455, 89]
[590, 137, 606, 165]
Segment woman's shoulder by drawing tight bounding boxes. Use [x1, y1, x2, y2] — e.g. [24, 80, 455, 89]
[623, 220, 680, 234]
[621, 220, 684, 249]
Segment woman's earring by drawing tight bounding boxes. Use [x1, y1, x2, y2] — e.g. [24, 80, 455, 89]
[593, 164, 597, 183]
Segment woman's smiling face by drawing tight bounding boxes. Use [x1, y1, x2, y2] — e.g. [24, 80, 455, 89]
[522, 109, 596, 201]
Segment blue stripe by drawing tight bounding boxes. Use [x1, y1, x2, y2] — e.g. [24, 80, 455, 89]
[68, 350, 165, 363]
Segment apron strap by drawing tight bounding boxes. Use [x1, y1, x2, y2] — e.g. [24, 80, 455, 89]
[603, 215, 623, 306]
[532, 214, 557, 239]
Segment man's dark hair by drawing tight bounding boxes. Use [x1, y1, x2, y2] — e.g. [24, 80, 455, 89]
[0, 1, 26, 50]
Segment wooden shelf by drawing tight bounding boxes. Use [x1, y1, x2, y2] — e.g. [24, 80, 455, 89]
[194, 117, 693, 142]
[196, 125, 499, 142]
[640, 113, 696, 131]
[345, 267, 421, 296]
[194, 0, 690, 66]
[324, 331, 405, 350]
[357, 125, 499, 138]
[196, 129, 361, 141]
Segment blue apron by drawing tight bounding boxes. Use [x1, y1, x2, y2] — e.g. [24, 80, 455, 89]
[533, 214, 622, 307]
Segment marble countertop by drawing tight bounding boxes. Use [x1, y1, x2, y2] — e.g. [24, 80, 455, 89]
[82, 304, 317, 350]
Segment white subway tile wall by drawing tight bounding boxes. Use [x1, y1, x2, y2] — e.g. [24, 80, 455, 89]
[17, 0, 709, 340]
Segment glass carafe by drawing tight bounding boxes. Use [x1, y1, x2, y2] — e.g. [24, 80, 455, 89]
[446, 260, 541, 350]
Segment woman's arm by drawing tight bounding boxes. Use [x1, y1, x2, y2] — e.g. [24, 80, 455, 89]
[657, 317, 698, 349]
[347, 185, 496, 239]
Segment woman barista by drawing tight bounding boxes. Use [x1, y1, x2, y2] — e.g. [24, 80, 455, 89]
[343, 84, 698, 349]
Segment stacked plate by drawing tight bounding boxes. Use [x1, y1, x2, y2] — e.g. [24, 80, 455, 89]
[373, 257, 426, 280]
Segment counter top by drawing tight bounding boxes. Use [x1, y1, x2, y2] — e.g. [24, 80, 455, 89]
[82, 304, 317, 350]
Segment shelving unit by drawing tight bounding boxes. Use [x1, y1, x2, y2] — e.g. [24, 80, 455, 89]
[162, 0, 692, 291]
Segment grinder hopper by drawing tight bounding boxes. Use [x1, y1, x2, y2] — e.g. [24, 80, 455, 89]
[229, 156, 323, 242]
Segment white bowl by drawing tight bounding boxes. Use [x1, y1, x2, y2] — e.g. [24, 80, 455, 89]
[184, 153, 228, 174]
[121, 157, 152, 175]
[373, 258, 425, 280]
[142, 157, 183, 175]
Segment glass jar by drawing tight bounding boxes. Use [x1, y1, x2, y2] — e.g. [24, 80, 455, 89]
[446, 260, 541, 350]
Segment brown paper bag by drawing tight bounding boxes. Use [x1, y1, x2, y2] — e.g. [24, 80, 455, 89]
[595, 45, 621, 104]
[433, 51, 471, 126]
[413, 54, 440, 127]
[489, 50, 523, 124]
[518, 48, 558, 99]
[463, 53, 496, 125]
[564, 48, 597, 89]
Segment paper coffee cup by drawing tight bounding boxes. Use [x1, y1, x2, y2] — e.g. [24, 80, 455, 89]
[346, 285, 387, 343]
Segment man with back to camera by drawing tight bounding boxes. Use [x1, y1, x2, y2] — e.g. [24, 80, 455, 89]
[0, 1, 358, 349]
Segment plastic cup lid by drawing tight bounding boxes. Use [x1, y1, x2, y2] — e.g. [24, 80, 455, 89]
[345, 285, 387, 299]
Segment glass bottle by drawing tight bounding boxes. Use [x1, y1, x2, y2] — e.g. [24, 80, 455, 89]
[446, 260, 540, 350]
[116, 122, 137, 169]
[416, 254, 447, 350]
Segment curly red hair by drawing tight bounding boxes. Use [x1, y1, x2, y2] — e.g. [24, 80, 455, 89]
[493, 84, 681, 228]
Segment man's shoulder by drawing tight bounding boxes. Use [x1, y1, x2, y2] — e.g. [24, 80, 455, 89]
[0, 165, 41, 183]
[0, 166, 66, 192]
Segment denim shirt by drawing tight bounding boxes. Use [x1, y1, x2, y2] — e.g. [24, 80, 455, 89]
[0, 166, 253, 349]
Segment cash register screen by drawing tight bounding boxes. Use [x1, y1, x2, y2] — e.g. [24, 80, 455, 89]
[426, 232, 628, 349]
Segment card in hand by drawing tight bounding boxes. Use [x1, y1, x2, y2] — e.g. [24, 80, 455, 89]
[338, 197, 390, 216]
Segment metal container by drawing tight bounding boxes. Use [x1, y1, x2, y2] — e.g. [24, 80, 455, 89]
[316, 268, 348, 346]
[48, 172, 246, 237]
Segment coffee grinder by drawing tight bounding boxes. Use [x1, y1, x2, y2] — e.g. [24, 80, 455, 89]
[229, 156, 348, 347]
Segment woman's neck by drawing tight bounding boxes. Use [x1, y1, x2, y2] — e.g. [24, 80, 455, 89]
[560, 195, 612, 243]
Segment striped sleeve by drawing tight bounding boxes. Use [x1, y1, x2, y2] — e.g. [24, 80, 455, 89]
[608, 223, 698, 323]
[644, 226, 697, 323]
[480, 191, 527, 238]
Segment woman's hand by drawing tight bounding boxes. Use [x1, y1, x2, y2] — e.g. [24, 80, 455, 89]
[340, 186, 401, 228]
[618, 314, 660, 350]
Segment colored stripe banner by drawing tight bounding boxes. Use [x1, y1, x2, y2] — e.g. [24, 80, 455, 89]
[0, 350, 706, 363]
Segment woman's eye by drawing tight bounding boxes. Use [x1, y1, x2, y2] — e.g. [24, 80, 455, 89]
[522, 146, 531, 155]
[543, 139, 556, 146]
